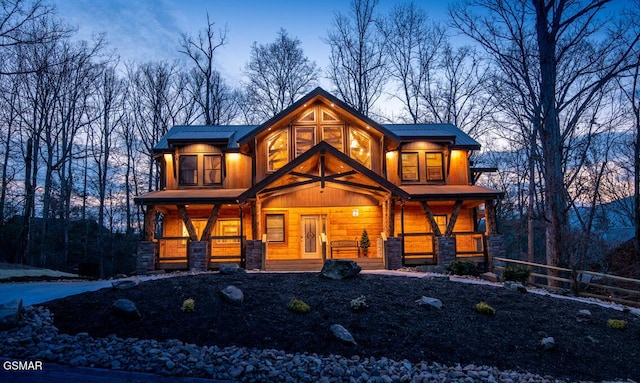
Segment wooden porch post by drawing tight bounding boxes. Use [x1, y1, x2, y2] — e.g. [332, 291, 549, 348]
[177, 205, 197, 241]
[444, 200, 463, 236]
[485, 200, 498, 235]
[420, 201, 442, 237]
[143, 205, 156, 241]
[200, 204, 221, 241]
[250, 199, 259, 240]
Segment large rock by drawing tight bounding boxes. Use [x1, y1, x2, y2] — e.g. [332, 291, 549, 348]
[320, 259, 361, 280]
[415, 296, 443, 309]
[112, 298, 142, 320]
[330, 324, 357, 346]
[112, 280, 138, 290]
[221, 285, 244, 305]
[0, 298, 23, 329]
[219, 264, 246, 275]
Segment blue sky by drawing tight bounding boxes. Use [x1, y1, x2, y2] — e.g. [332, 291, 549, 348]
[53, 0, 452, 84]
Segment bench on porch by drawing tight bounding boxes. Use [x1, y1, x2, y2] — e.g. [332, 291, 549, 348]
[330, 240, 360, 258]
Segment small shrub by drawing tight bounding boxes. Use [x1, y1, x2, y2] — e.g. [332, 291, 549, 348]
[502, 265, 531, 283]
[475, 302, 496, 315]
[288, 298, 310, 314]
[607, 319, 627, 330]
[350, 295, 368, 312]
[181, 298, 195, 312]
[446, 261, 478, 276]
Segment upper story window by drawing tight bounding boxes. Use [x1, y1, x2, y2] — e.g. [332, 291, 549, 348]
[322, 125, 344, 151]
[401, 153, 419, 181]
[426, 152, 444, 181]
[204, 155, 222, 185]
[267, 129, 288, 172]
[179, 153, 223, 186]
[295, 126, 315, 157]
[349, 128, 371, 168]
[179, 155, 198, 185]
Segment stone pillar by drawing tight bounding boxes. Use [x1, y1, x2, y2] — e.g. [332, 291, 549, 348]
[245, 239, 264, 270]
[385, 237, 402, 270]
[485, 234, 506, 271]
[435, 236, 456, 267]
[188, 241, 207, 272]
[136, 241, 156, 275]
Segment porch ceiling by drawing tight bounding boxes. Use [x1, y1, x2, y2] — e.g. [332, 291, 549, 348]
[402, 185, 504, 201]
[134, 188, 246, 205]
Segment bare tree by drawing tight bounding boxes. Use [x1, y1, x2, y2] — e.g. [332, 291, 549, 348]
[0, 0, 72, 75]
[381, 1, 447, 123]
[325, 0, 387, 115]
[451, 0, 640, 277]
[244, 28, 319, 119]
[179, 13, 238, 125]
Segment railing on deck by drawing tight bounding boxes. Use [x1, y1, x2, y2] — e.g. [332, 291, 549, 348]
[157, 237, 188, 264]
[156, 236, 245, 269]
[402, 233, 436, 265]
[494, 257, 640, 308]
[209, 235, 245, 268]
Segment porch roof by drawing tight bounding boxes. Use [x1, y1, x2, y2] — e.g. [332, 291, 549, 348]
[401, 185, 504, 201]
[134, 189, 247, 205]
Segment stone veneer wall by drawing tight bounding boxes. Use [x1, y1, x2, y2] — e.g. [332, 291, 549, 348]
[385, 237, 402, 270]
[188, 241, 207, 272]
[245, 240, 264, 270]
[435, 236, 456, 267]
[485, 234, 506, 271]
[136, 241, 156, 275]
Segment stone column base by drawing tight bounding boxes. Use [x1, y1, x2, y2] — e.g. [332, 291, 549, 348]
[435, 236, 456, 267]
[136, 241, 156, 275]
[385, 237, 402, 270]
[188, 241, 208, 272]
[245, 240, 264, 270]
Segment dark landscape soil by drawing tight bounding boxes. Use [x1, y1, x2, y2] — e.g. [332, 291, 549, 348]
[43, 272, 640, 382]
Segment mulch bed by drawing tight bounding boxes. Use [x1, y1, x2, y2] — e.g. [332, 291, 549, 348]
[43, 272, 640, 382]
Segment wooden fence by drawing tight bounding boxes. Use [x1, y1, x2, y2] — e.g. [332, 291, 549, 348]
[494, 257, 640, 308]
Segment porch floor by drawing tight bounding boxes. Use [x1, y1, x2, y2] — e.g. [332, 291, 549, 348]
[265, 257, 385, 272]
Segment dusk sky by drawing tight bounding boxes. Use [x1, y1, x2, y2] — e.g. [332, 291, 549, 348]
[53, 0, 452, 85]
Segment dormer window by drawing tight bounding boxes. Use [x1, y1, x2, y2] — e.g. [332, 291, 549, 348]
[401, 153, 419, 181]
[426, 152, 444, 181]
[204, 155, 222, 185]
[179, 155, 198, 185]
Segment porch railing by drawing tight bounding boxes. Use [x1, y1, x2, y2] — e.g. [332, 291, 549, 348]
[156, 235, 246, 269]
[402, 233, 436, 266]
[401, 232, 487, 267]
[209, 235, 245, 267]
[158, 237, 188, 265]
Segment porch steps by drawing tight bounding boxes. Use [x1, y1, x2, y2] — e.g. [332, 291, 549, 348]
[265, 257, 385, 272]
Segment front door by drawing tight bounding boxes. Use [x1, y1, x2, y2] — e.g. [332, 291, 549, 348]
[301, 215, 322, 259]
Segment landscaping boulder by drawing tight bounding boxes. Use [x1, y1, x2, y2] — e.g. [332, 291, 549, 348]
[415, 296, 443, 309]
[320, 259, 361, 280]
[504, 281, 527, 293]
[221, 285, 244, 305]
[576, 309, 592, 323]
[0, 298, 23, 329]
[479, 272, 498, 282]
[540, 336, 556, 351]
[219, 264, 246, 275]
[112, 280, 138, 290]
[330, 324, 357, 346]
[112, 298, 142, 320]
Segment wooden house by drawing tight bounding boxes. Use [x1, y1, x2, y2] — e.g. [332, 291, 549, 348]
[135, 88, 504, 272]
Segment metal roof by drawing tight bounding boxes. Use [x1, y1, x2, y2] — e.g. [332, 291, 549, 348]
[383, 123, 480, 149]
[154, 125, 257, 151]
